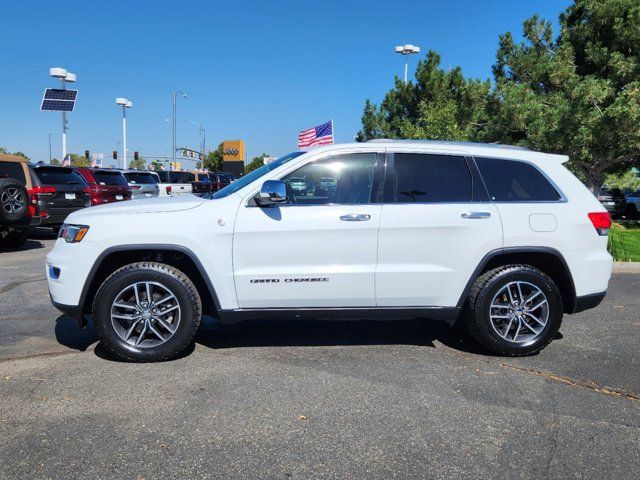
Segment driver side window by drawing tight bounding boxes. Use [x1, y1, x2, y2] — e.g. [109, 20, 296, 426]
[280, 153, 378, 205]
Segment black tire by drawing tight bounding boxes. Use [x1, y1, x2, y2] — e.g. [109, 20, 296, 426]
[465, 265, 563, 356]
[0, 229, 29, 249]
[0, 178, 30, 224]
[92, 262, 202, 362]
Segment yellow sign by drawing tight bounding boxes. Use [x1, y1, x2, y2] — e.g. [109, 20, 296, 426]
[222, 140, 245, 162]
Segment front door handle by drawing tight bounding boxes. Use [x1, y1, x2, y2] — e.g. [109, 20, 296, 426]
[461, 211, 491, 219]
[340, 213, 371, 222]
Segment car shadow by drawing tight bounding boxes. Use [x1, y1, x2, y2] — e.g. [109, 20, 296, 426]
[55, 315, 98, 351]
[54, 313, 513, 362]
[0, 239, 44, 253]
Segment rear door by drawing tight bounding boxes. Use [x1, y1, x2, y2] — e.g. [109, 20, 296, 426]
[375, 150, 502, 307]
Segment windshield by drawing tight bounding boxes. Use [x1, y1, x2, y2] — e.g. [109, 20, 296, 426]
[35, 167, 86, 185]
[211, 152, 304, 199]
[124, 172, 158, 184]
[92, 171, 129, 186]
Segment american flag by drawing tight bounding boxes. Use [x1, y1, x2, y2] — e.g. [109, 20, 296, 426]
[298, 120, 334, 148]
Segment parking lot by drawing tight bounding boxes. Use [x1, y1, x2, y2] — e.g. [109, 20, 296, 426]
[0, 230, 639, 479]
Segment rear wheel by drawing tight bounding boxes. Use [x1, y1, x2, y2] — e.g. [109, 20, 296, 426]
[465, 265, 563, 356]
[92, 262, 202, 362]
[0, 178, 29, 224]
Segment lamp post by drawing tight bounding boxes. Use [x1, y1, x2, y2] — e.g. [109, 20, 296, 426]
[48, 133, 53, 163]
[116, 98, 133, 169]
[394, 44, 420, 83]
[187, 120, 206, 166]
[172, 91, 188, 165]
[49, 67, 76, 162]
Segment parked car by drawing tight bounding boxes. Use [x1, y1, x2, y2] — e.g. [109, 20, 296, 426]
[191, 171, 213, 195]
[597, 188, 627, 218]
[625, 190, 640, 217]
[288, 176, 307, 196]
[31, 165, 91, 233]
[148, 171, 172, 196]
[211, 172, 235, 192]
[74, 168, 132, 205]
[122, 170, 160, 199]
[47, 141, 612, 362]
[155, 171, 194, 195]
[0, 154, 40, 248]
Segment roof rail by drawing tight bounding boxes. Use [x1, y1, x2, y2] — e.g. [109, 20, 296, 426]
[366, 138, 532, 152]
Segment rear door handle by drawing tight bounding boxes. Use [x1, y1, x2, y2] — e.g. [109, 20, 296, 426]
[340, 213, 371, 222]
[461, 211, 491, 219]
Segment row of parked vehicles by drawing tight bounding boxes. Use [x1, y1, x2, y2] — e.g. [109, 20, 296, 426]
[0, 153, 235, 247]
[597, 187, 640, 218]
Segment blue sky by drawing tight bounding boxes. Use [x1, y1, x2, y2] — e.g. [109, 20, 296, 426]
[0, 0, 570, 166]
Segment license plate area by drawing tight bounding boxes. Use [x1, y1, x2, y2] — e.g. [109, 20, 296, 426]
[116, 194, 124, 200]
[65, 193, 76, 200]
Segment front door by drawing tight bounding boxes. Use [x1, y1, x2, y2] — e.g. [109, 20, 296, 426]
[233, 152, 384, 308]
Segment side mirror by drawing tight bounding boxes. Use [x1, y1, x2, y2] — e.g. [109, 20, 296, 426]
[255, 180, 287, 206]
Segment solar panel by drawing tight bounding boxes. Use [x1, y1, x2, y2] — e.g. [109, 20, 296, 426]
[40, 88, 78, 112]
[41, 99, 75, 111]
[44, 89, 77, 101]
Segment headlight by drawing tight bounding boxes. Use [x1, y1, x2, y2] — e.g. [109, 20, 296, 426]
[58, 224, 90, 243]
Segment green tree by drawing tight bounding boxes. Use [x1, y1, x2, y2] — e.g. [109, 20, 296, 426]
[50, 158, 60, 165]
[69, 153, 91, 167]
[357, 50, 491, 142]
[0, 147, 8, 154]
[12, 151, 30, 161]
[204, 143, 224, 172]
[604, 169, 640, 193]
[245, 153, 269, 173]
[129, 156, 145, 170]
[149, 160, 163, 171]
[485, 0, 640, 190]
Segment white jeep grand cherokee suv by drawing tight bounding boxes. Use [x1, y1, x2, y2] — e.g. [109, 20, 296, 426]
[46, 141, 613, 362]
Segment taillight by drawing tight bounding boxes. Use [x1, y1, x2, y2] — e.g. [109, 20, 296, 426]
[588, 212, 612, 236]
[31, 186, 57, 195]
[166, 186, 172, 195]
[82, 186, 91, 194]
[130, 185, 141, 190]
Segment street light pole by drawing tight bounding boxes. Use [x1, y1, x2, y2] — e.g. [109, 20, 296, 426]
[48, 133, 53, 163]
[172, 91, 188, 166]
[394, 44, 421, 83]
[116, 98, 133, 169]
[49, 68, 76, 162]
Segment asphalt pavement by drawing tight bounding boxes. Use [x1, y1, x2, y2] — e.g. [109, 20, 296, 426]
[1, 229, 639, 479]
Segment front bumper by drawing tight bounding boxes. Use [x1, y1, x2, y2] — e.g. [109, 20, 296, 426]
[573, 291, 606, 314]
[51, 298, 85, 326]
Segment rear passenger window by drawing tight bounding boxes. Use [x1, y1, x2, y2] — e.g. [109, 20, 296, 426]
[385, 153, 472, 203]
[0, 161, 26, 184]
[476, 157, 561, 202]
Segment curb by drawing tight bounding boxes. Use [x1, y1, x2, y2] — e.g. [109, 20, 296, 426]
[613, 262, 640, 274]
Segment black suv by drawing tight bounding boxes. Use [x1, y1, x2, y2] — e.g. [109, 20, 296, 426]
[597, 188, 627, 218]
[31, 165, 91, 233]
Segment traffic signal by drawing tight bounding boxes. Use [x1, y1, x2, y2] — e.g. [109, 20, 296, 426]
[85, 150, 90, 159]
[113, 151, 118, 160]
[134, 151, 139, 161]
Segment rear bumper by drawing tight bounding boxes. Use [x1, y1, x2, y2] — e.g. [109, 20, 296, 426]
[572, 291, 606, 314]
[39, 207, 85, 226]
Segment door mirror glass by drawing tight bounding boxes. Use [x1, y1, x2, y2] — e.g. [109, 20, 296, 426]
[256, 179, 287, 206]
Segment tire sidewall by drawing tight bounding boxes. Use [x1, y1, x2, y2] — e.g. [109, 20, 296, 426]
[93, 266, 199, 362]
[474, 268, 563, 355]
[0, 179, 30, 224]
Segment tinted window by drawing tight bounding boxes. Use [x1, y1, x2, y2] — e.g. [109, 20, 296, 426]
[124, 172, 157, 184]
[476, 158, 561, 202]
[385, 153, 472, 203]
[156, 171, 169, 182]
[92, 171, 129, 186]
[35, 167, 85, 185]
[0, 161, 26, 184]
[281, 153, 377, 205]
[170, 172, 195, 183]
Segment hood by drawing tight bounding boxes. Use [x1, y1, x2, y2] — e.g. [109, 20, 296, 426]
[66, 194, 205, 223]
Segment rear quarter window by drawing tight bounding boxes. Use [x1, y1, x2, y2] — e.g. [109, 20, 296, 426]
[0, 161, 26, 184]
[476, 157, 561, 202]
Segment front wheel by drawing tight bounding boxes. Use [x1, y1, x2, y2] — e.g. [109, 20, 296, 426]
[92, 262, 202, 362]
[465, 265, 563, 356]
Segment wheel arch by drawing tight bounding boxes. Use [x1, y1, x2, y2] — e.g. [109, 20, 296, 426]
[80, 245, 221, 322]
[457, 247, 577, 314]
